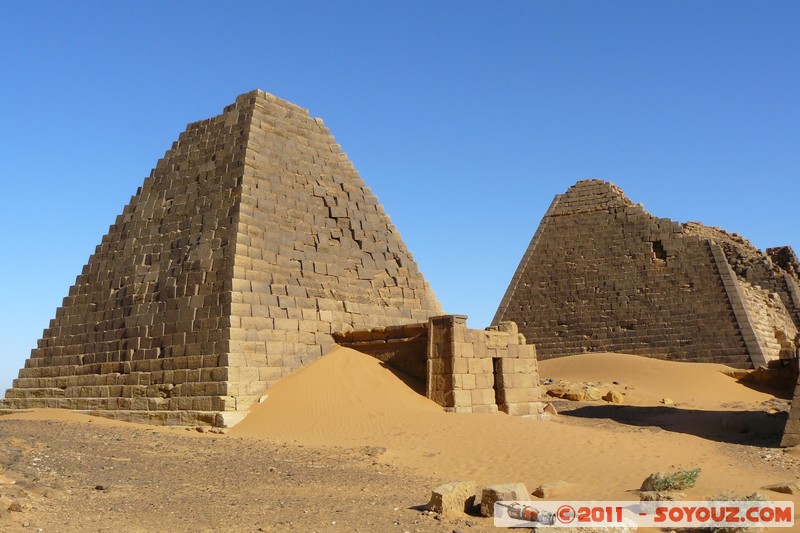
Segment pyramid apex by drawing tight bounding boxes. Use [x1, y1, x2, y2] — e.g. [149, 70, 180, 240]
[553, 179, 634, 215]
[229, 89, 311, 116]
[568, 178, 628, 196]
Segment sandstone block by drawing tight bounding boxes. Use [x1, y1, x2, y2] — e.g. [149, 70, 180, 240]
[480, 482, 530, 517]
[424, 481, 476, 516]
[603, 390, 624, 403]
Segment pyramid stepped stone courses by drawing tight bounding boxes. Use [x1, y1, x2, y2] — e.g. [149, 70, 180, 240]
[493, 179, 799, 369]
[334, 315, 543, 416]
[2, 90, 441, 426]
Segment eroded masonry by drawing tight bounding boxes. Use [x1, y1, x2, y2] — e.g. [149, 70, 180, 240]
[335, 316, 542, 416]
[494, 179, 800, 369]
[3, 90, 448, 426]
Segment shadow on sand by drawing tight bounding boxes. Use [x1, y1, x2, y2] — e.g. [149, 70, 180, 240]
[378, 362, 427, 396]
[561, 404, 787, 447]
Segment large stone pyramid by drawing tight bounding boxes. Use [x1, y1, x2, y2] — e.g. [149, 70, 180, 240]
[2, 90, 442, 426]
[494, 179, 800, 369]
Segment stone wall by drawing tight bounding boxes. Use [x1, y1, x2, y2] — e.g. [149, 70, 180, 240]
[338, 316, 542, 416]
[494, 179, 799, 369]
[2, 90, 442, 426]
[332, 323, 428, 380]
[428, 316, 541, 415]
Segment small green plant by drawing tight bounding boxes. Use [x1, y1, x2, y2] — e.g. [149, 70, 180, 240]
[697, 492, 767, 533]
[643, 468, 701, 491]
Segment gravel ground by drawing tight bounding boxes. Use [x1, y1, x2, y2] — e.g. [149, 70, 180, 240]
[0, 418, 498, 533]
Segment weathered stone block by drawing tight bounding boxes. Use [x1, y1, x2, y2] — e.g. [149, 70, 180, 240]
[424, 481, 476, 516]
[480, 483, 530, 517]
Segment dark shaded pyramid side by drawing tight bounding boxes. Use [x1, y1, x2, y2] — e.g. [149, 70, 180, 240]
[2, 91, 442, 426]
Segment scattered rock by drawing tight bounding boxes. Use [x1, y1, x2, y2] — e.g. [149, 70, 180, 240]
[364, 446, 387, 457]
[584, 387, 603, 401]
[660, 398, 674, 406]
[762, 482, 800, 495]
[480, 482, 529, 517]
[564, 387, 585, 402]
[425, 481, 476, 516]
[94, 484, 109, 491]
[8, 502, 22, 512]
[543, 403, 558, 416]
[195, 426, 208, 433]
[532, 480, 570, 498]
[546, 387, 567, 398]
[603, 390, 624, 404]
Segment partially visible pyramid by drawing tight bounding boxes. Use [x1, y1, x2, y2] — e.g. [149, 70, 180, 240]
[494, 179, 800, 369]
[2, 90, 442, 426]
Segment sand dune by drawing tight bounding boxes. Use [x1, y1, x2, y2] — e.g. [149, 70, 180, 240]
[231, 347, 797, 505]
[231, 346, 442, 445]
[4, 347, 798, 532]
[538, 352, 780, 409]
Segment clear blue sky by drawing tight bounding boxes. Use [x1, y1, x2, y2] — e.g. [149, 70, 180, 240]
[1, 1, 798, 392]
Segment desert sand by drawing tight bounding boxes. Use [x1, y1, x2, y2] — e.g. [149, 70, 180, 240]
[1, 347, 798, 532]
[231, 348, 795, 501]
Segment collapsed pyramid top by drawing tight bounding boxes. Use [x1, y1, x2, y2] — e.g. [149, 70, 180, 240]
[2, 90, 442, 426]
[494, 179, 799, 369]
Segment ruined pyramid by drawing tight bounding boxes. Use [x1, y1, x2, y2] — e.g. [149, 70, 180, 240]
[494, 179, 800, 369]
[2, 90, 442, 426]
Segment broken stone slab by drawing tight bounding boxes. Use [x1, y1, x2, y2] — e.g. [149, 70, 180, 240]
[480, 482, 529, 517]
[584, 387, 603, 401]
[564, 387, 585, 402]
[543, 403, 558, 416]
[532, 480, 570, 498]
[425, 481, 476, 516]
[762, 482, 800, 495]
[546, 387, 567, 398]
